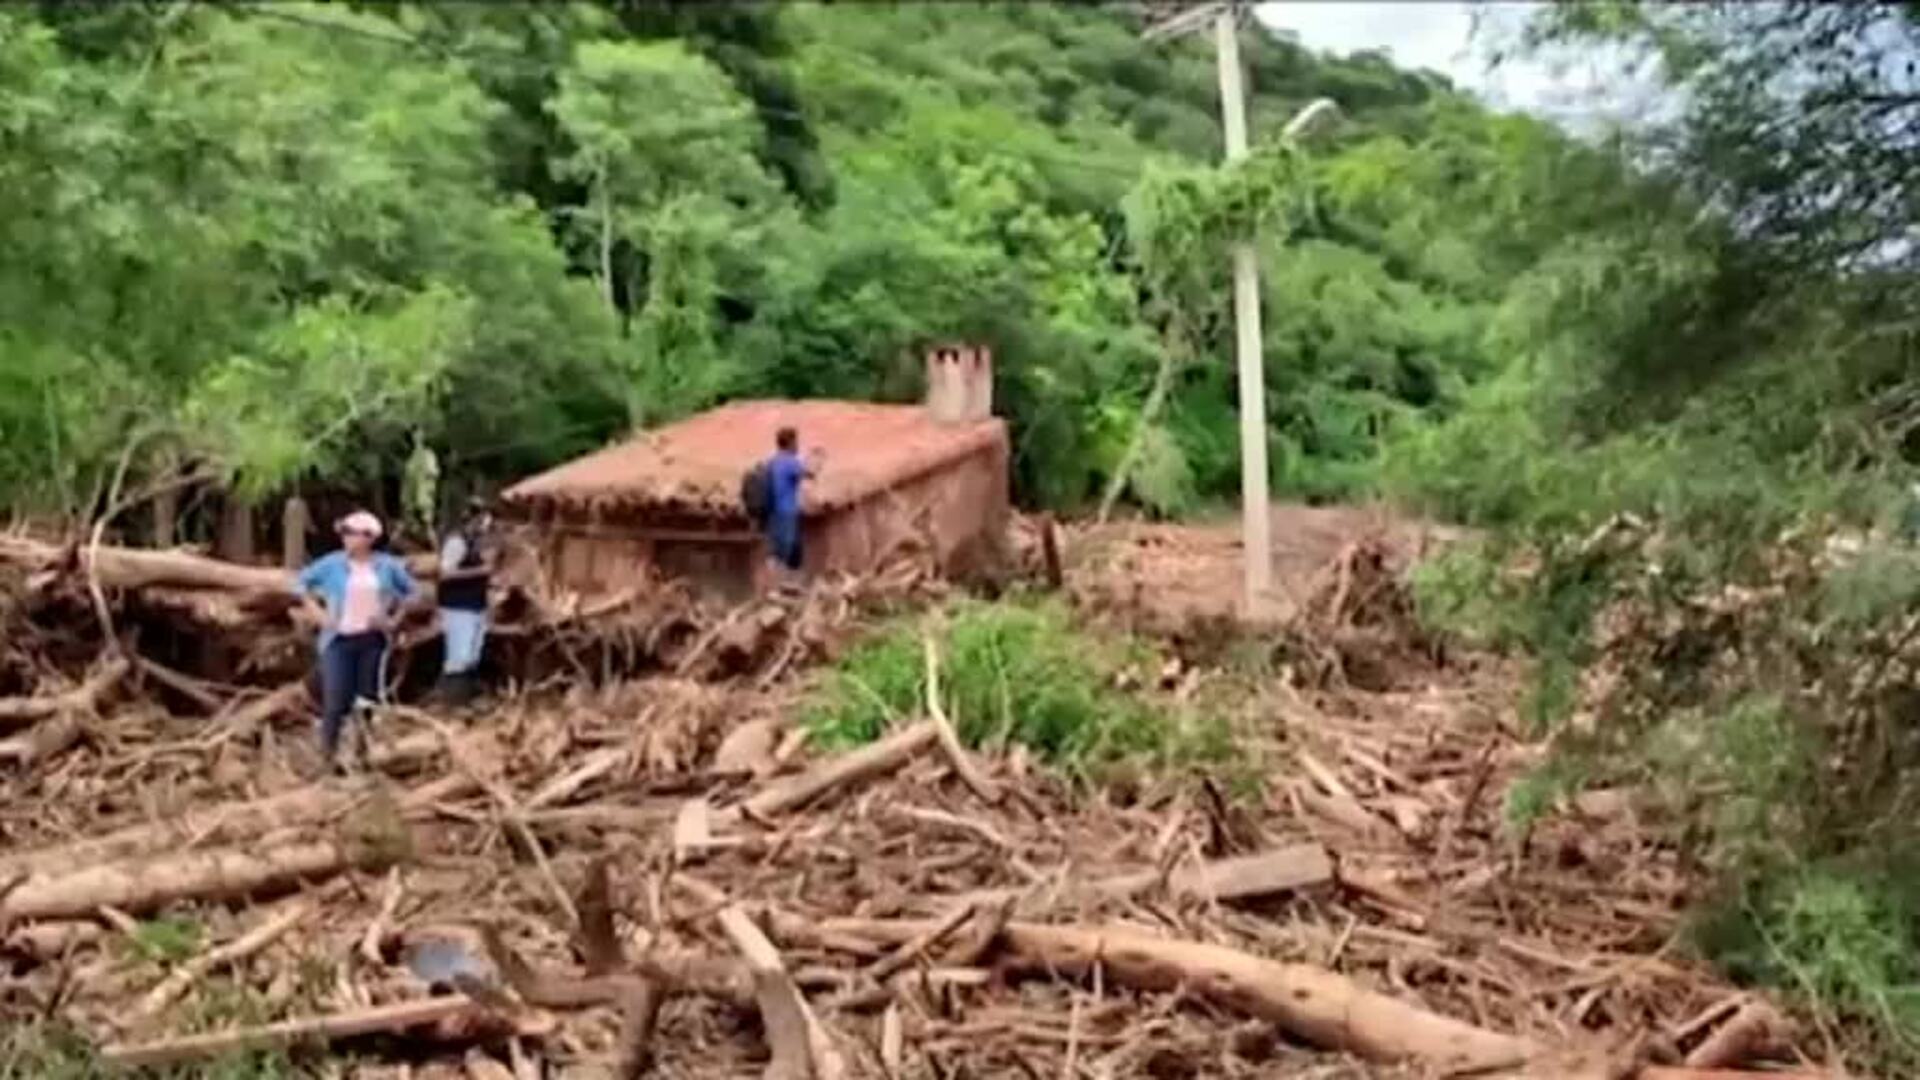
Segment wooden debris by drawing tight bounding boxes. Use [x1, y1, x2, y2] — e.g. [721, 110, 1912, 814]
[575, 855, 623, 976]
[791, 916, 1537, 1073]
[0, 525, 1845, 1078]
[613, 977, 666, 1080]
[1086, 843, 1334, 905]
[429, 715, 579, 932]
[132, 900, 313, 1025]
[719, 905, 836, 1080]
[861, 903, 975, 985]
[923, 635, 1001, 804]
[0, 536, 294, 595]
[523, 747, 628, 811]
[940, 896, 1014, 969]
[465, 1048, 516, 1080]
[0, 841, 385, 921]
[360, 867, 405, 967]
[0, 657, 128, 730]
[100, 995, 543, 1068]
[721, 720, 939, 823]
[713, 717, 781, 779]
[880, 1002, 905, 1077]
[218, 680, 311, 740]
[1683, 1001, 1787, 1069]
[674, 797, 720, 862]
[1635, 1060, 1827, 1068]
[946, 842, 1333, 911]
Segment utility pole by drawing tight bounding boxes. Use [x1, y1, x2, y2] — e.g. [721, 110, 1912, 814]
[1143, 3, 1338, 618]
[1214, 9, 1272, 617]
[1144, 1, 1269, 617]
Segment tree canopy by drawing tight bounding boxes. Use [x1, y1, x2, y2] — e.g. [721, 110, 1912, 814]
[0, 0, 1613, 529]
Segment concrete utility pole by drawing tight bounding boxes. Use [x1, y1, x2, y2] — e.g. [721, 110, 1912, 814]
[1143, 3, 1338, 618]
[1212, 9, 1272, 616]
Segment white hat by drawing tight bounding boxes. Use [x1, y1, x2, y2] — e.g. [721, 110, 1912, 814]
[336, 510, 383, 539]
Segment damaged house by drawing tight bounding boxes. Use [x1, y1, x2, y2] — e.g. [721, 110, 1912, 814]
[501, 346, 1008, 597]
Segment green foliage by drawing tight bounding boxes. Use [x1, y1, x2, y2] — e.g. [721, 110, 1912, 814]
[1500, 756, 1585, 839]
[1528, 2, 1920, 278]
[1409, 542, 1518, 649]
[1697, 866, 1920, 1072]
[1644, 695, 1821, 866]
[804, 599, 1209, 777]
[127, 914, 203, 965]
[0, 1, 1521, 526]
[0, 1021, 103, 1080]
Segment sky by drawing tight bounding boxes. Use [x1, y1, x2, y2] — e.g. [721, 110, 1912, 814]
[1254, 1, 1661, 130]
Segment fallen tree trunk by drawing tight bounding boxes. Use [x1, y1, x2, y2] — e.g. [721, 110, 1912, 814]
[719, 720, 939, 824]
[0, 659, 131, 766]
[720, 905, 845, 1080]
[0, 767, 469, 880]
[0, 536, 442, 598]
[99, 995, 534, 1069]
[942, 843, 1334, 913]
[779, 915, 1535, 1073]
[1640, 1071, 1831, 1080]
[1683, 1001, 1787, 1069]
[0, 841, 391, 921]
[0, 536, 293, 595]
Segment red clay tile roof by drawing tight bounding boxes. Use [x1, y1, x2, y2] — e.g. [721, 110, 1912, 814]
[501, 400, 1007, 518]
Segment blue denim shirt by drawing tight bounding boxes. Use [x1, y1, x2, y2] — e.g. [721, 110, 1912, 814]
[293, 551, 417, 652]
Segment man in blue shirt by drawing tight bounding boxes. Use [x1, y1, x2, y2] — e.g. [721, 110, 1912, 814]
[765, 426, 817, 586]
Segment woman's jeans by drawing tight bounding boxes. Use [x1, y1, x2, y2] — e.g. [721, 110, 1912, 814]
[320, 631, 386, 758]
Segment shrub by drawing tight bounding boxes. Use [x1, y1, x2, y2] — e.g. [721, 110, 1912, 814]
[1696, 865, 1920, 1072]
[804, 598, 1214, 776]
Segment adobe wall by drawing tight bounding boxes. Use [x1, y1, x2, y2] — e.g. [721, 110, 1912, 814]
[538, 521, 758, 601]
[810, 441, 1010, 575]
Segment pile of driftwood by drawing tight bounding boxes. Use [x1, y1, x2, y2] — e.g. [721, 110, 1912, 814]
[0, 522, 1831, 1077]
[1, 635, 1825, 1077]
[0, 531, 946, 743]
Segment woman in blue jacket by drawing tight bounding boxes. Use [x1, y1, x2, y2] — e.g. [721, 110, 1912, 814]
[293, 510, 418, 768]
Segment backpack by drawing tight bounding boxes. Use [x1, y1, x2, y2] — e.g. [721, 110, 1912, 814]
[740, 461, 772, 525]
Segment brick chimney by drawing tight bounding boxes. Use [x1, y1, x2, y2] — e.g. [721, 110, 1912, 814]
[925, 344, 994, 423]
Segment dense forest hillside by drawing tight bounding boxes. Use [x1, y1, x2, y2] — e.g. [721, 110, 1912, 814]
[1, 0, 1628, 522]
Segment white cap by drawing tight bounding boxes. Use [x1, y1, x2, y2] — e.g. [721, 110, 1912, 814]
[336, 510, 383, 539]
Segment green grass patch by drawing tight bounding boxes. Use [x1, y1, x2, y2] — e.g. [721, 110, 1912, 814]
[804, 597, 1224, 778]
[127, 915, 203, 965]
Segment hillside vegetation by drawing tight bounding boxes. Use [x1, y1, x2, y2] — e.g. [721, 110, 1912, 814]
[2, 1, 1628, 521]
[6, 0, 1920, 1070]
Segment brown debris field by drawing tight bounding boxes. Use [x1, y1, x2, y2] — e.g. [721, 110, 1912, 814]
[0, 514, 1835, 1079]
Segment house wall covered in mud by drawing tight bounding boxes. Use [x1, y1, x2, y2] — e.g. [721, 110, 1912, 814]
[530, 436, 1007, 601]
[503, 345, 1007, 599]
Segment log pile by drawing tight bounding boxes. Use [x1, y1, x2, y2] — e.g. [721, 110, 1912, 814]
[0, 530, 945, 713]
[0, 529, 1833, 1078]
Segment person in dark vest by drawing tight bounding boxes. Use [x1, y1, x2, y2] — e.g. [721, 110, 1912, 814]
[436, 496, 495, 704]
